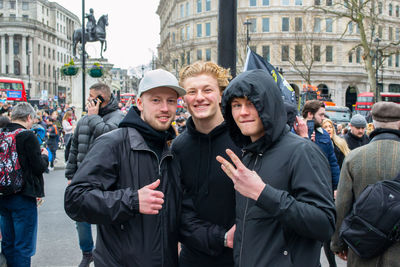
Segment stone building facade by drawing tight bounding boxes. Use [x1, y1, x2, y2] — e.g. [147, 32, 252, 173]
[0, 0, 80, 103]
[157, 0, 400, 108]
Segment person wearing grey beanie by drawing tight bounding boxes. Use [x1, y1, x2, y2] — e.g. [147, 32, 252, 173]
[344, 114, 369, 150]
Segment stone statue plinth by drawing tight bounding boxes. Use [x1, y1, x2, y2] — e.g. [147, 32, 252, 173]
[70, 58, 113, 118]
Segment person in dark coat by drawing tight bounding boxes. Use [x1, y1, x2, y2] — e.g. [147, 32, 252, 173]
[216, 69, 335, 267]
[0, 102, 48, 266]
[65, 83, 124, 266]
[64, 69, 186, 267]
[172, 62, 239, 267]
[46, 117, 59, 170]
[344, 114, 369, 150]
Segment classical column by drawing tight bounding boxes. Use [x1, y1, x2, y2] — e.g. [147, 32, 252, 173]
[28, 36, 33, 75]
[1, 35, 6, 74]
[21, 35, 27, 75]
[9, 34, 14, 74]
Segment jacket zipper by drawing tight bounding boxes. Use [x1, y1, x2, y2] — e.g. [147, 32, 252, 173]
[141, 148, 171, 267]
[239, 153, 260, 267]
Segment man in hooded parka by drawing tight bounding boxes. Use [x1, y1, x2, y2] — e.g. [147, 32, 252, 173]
[216, 69, 336, 267]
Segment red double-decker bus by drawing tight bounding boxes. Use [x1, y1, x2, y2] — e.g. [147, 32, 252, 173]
[355, 92, 374, 116]
[0, 77, 27, 102]
[381, 92, 400, 104]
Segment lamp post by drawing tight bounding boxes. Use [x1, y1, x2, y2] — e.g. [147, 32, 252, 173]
[27, 50, 31, 99]
[54, 68, 59, 104]
[243, 20, 252, 47]
[82, 0, 86, 113]
[374, 37, 381, 101]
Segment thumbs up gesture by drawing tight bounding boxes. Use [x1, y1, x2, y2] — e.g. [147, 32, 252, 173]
[138, 179, 164, 215]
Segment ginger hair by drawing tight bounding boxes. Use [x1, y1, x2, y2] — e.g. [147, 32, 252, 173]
[179, 61, 232, 93]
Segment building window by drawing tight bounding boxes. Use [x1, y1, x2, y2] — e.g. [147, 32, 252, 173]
[378, 25, 383, 38]
[396, 28, 400, 40]
[205, 0, 211, 11]
[326, 18, 333, 32]
[249, 18, 257, 32]
[197, 49, 202, 60]
[38, 62, 40, 75]
[356, 47, 361, 63]
[262, 18, 270, 32]
[389, 4, 393, 16]
[0, 1, 3, 9]
[197, 24, 202, 37]
[12, 41, 19, 55]
[262, 45, 270, 62]
[326, 46, 333, 62]
[263, 0, 270, 5]
[53, 49, 55, 60]
[348, 52, 353, 63]
[14, 60, 20, 75]
[314, 18, 321, 32]
[38, 44, 40, 55]
[295, 45, 302, 61]
[10, 1, 15, 9]
[389, 27, 393, 40]
[378, 2, 383, 14]
[348, 21, 353, 33]
[314, 45, 321, 61]
[48, 65, 51, 77]
[22, 2, 29, 10]
[282, 0, 289, 5]
[186, 25, 191, 40]
[326, 0, 332, 6]
[186, 51, 190, 65]
[314, 0, 321, 5]
[206, 48, 211, 61]
[197, 0, 202, 12]
[388, 55, 392, 66]
[295, 0, 302, 5]
[250, 0, 257, 6]
[181, 28, 185, 41]
[48, 48, 51, 58]
[22, 14, 28, 19]
[396, 53, 399, 67]
[282, 45, 289, 61]
[396, 5, 399, 17]
[180, 4, 184, 18]
[43, 46, 46, 56]
[43, 63, 46, 76]
[282, 17, 289, 32]
[205, 22, 211, 36]
[186, 2, 190, 16]
[295, 17, 302, 31]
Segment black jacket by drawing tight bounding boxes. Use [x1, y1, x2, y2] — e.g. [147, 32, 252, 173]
[64, 108, 181, 267]
[3, 123, 48, 198]
[221, 70, 336, 267]
[172, 117, 240, 266]
[344, 131, 369, 150]
[65, 94, 124, 180]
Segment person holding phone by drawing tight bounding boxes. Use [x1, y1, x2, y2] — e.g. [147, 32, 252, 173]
[65, 83, 124, 267]
[294, 100, 340, 267]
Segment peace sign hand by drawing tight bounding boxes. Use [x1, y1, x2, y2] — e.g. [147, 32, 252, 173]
[216, 149, 266, 201]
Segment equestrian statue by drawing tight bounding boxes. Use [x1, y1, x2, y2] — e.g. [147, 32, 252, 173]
[73, 9, 109, 58]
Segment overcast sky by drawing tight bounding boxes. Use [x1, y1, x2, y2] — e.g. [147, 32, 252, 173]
[53, 0, 160, 71]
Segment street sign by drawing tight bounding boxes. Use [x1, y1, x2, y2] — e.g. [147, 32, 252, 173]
[54, 95, 58, 100]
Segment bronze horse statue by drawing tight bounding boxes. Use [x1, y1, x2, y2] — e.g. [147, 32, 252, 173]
[72, 14, 108, 58]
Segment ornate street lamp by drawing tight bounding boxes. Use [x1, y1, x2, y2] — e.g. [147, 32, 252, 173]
[243, 20, 252, 47]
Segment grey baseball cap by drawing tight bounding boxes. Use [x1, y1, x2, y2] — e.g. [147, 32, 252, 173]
[138, 69, 186, 97]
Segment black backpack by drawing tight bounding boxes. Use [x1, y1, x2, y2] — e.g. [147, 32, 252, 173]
[339, 171, 400, 259]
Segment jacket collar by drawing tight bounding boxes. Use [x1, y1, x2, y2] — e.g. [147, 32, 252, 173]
[127, 127, 172, 158]
[369, 128, 400, 143]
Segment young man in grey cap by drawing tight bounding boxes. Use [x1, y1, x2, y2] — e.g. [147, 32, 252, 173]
[65, 69, 185, 266]
[331, 101, 400, 266]
[344, 114, 369, 150]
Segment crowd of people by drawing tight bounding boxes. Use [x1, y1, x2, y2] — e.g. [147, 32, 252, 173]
[0, 61, 399, 267]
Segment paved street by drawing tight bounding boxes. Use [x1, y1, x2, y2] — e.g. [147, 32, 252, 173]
[28, 151, 345, 267]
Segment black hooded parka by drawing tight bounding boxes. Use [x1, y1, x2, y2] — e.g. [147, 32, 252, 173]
[221, 70, 336, 267]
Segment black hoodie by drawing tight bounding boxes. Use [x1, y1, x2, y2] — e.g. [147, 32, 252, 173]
[221, 70, 335, 267]
[172, 117, 241, 266]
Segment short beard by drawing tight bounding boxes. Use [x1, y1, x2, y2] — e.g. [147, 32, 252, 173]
[314, 119, 322, 128]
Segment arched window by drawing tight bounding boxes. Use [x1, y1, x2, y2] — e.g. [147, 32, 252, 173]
[389, 3, 393, 16]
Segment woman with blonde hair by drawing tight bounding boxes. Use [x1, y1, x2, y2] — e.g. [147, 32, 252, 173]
[366, 122, 375, 136]
[62, 110, 75, 147]
[322, 119, 350, 169]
